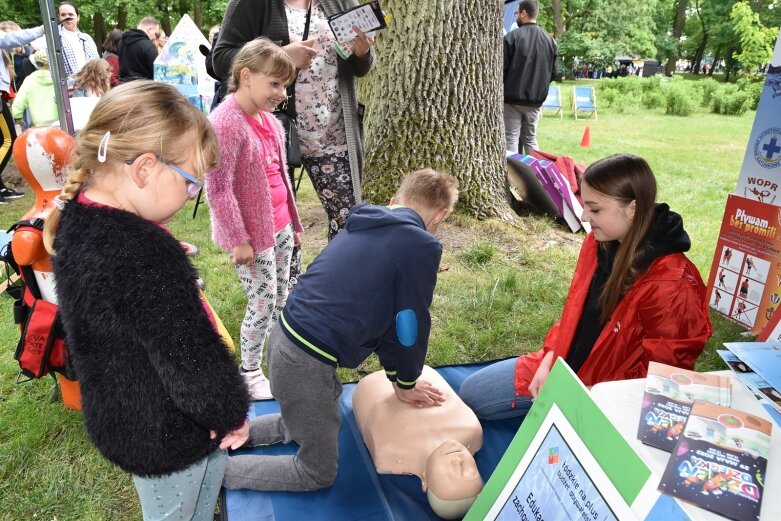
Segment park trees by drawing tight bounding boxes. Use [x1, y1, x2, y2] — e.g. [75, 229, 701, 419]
[0, 0, 227, 51]
[360, 0, 510, 218]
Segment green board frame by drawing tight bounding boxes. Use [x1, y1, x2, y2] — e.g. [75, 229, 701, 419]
[465, 359, 653, 519]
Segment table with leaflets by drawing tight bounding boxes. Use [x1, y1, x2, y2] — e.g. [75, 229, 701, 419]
[590, 371, 781, 521]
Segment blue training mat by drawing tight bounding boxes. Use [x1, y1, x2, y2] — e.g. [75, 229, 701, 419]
[223, 361, 523, 521]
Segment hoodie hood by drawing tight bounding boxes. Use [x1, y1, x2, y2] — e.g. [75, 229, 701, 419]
[120, 28, 152, 46]
[635, 203, 690, 269]
[346, 204, 426, 233]
[31, 69, 53, 87]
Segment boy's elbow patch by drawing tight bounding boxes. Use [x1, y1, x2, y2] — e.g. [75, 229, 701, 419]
[395, 309, 418, 348]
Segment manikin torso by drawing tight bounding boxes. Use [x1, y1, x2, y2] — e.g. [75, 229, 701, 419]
[353, 366, 483, 477]
[352, 366, 484, 518]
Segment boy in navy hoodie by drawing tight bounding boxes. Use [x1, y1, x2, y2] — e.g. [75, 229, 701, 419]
[223, 168, 459, 492]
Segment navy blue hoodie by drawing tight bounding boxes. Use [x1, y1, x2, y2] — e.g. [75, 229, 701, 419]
[280, 204, 442, 389]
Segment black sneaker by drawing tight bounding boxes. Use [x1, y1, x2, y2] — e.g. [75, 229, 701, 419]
[0, 188, 24, 199]
[0, 194, 6, 204]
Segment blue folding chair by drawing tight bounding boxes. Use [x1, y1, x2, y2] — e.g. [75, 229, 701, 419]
[572, 85, 598, 120]
[542, 84, 563, 118]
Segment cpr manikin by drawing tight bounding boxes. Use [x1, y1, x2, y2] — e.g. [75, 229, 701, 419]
[352, 366, 484, 519]
[10, 127, 75, 302]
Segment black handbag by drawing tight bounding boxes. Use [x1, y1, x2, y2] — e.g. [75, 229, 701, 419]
[274, 0, 311, 170]
[275, 111, 302, 167]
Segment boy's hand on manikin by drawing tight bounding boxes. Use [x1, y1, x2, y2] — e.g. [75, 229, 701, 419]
[231, 243, 254, 266]
[284, 38, 317, 69]
[294, 232, 301, 247]
[393, 379, 445, 408]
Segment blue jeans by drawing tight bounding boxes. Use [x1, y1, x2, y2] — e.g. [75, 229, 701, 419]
[133, 449, 227, 521]
[458, 358, 534, 420]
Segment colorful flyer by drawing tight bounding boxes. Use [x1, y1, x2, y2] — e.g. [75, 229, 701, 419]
[659, 401, 772, 521]
[705, 194, 781, 333]
[638, 362, 731, 452]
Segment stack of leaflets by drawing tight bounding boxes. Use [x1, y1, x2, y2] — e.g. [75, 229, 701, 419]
[722, 342, 781, 420]
[637, 362, 731, 452]
[658, 401, 772, 521]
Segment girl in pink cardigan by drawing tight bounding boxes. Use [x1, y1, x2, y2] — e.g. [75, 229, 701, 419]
[207, 39, 303, 400]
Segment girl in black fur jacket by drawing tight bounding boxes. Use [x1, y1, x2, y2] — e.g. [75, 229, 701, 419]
[43, 81, 251, 521]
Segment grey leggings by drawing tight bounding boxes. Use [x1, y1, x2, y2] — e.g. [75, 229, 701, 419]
[223, 323, 342, 491]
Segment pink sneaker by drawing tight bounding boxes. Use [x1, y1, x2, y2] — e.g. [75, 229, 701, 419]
[242, 368, 273, 401]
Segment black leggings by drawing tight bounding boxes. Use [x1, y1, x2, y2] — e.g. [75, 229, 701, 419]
[0, 97, 16, 190]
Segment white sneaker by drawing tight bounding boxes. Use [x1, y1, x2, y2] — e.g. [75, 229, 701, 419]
[242, 368, 273, 401]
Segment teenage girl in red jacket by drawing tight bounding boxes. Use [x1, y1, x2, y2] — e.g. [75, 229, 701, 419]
[459, 153, 713, 420]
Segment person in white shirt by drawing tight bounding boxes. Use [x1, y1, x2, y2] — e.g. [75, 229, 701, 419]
[58, 2, 99, 77]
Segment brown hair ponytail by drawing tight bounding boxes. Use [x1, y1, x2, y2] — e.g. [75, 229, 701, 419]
[581, 154, 657, 323]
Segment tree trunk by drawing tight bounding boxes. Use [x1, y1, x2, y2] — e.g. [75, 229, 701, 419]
[693, 33, 707, 74]
[117, 4, 127, 31]
[93, 12, 106, 54]
[665, 0, 688, 76]
[361, 0, 510, 218]
[194, 0, 203, 28]
[710, 48, 720, 76]
[550, 0, 565, 39]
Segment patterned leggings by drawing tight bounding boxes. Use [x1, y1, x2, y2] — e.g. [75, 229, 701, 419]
[302, 150, 356, 241]
[235, 224, 295, 371]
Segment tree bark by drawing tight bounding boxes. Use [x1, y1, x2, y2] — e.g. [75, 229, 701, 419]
[551, 0, 565, 39]
[93, 12, 106, 54]
[117, 4, 127, 31]
[194, 0, 203, 28]
[665, 0, 688, 76]
[362, 0, 510, 218]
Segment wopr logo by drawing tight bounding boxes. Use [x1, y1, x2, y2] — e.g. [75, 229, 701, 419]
[754, 127, 781, 169]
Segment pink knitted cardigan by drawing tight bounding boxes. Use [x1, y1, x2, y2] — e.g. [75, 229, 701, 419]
[206, 95, 303, 253]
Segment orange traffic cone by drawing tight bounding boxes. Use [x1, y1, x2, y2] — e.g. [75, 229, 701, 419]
[580, 126, 591, 148]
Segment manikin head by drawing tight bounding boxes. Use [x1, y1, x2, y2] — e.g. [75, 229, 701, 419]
[421, 440, 483, 519]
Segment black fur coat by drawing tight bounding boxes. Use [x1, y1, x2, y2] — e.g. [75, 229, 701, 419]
[53, 197, 250, 477]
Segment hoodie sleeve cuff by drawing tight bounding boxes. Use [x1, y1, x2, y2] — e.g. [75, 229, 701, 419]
[395, 377, 417, 390]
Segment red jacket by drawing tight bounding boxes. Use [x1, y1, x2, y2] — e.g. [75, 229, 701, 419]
[515, 234, 712, 395]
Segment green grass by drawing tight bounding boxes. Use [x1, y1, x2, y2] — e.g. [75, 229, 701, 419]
[0, 99, 756, 517]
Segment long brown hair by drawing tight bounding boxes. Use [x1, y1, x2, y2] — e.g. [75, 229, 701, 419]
[72, 59, 112, 96]
[581, 153, 657, 322]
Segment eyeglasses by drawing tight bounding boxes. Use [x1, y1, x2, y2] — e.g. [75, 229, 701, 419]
[125, 155, 203, 199]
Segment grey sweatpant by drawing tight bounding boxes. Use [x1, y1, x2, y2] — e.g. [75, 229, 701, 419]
[223, 322, 343, 491]
[503, 103, 541, 155]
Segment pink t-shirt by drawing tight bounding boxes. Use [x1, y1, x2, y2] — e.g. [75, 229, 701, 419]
[244, 112, 292, 232]
[76, 191, 221, 332]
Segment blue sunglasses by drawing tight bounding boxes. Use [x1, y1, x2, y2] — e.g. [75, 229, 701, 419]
[125, 155, 204, 199]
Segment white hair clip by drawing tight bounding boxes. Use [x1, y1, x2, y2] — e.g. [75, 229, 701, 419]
[53, 195, 67, 210]
[97, 131, 111, 163]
